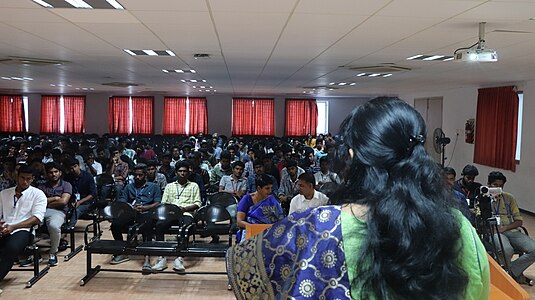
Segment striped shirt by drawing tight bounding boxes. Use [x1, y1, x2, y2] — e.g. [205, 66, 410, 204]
[162, 181, 202, 217]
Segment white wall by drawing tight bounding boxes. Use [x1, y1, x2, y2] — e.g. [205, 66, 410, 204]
[400, 82, 535, 213]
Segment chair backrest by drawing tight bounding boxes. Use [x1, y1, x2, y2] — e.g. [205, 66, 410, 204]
[102, 202, 136, 223]
[95, 173, 114, 187]
[150, 204, 183, 223]
[195, 205, 232, 224]
[209, 192, 238, 207]
[317, 182, 338, 198]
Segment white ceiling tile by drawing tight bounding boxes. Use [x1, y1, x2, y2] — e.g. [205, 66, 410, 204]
[119, 0, 208, 11]
[0, 8, 66, 23]
[77, 23, 165, 49]
[52, 9, 140, 24]
[456, 1, 535, 20]
[376, 0, 487, 17]
[295, 0, 392, 15]
[208, 0, 298, 13]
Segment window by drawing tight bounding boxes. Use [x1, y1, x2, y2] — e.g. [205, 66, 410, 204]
[516, 92, 523, 161]
[473, 86, 518, 171]
[40, 95, 85, 133]
[284, 99, 318, 136]
[0, 95, 26, 133]
[316, 100, 329, 134]
[108, 96, 153, 135]
[232, 98, 274, 136]
[163, 97, 208, 135]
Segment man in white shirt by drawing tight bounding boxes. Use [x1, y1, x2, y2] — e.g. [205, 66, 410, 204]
[0, 165, 47, 281]
[289, 173, 329, 215]
[219, 161, 247, 199]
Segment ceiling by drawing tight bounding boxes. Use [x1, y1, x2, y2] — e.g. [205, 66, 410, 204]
[1, 0, 535, 98]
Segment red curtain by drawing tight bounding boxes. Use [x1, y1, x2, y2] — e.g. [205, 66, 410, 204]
[189, 97, 208, 135]
[132, 97, 154, 135]
[474, 86, 519, 171]
[232, 98, 254, 136]
[0, 95, 25, 133]
[108, 96, 130, 135]
[252, 99, 275, 136]
[163, 97, 187, 135]
[40, 95, 61, 133]
[285, 99, 318, 136]
[63, 96, 85, 133]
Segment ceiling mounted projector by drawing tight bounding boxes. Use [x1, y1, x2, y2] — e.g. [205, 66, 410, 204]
[454, 22, 498, 62]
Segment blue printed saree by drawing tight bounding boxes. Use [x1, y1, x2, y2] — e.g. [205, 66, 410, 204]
[237, 194, 285, 242]
[227, 206, 351, 299]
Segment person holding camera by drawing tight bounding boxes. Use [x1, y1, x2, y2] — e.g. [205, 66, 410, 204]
[489, 171, 535, 284]
[453, 164, 482, 206]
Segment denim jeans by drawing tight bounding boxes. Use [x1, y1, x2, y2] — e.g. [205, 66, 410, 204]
[493, 229, 535, 276]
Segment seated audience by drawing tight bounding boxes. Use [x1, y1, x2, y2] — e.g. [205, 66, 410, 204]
[85, 152, 102, 178]
[150, 161, 201, 272]
[453, 164, 482, 206]
[443, 167, 470, 219]
[313, 156, 341, 189]
[236, 174, 285, 242]
[170, 146, 181, 168]
[227, 97, 489, 299]
[278, 160, 304, 214]
[33, 162, 72, 267]
[109, 148, 129, 197]
[246, 159, 278, 195]
[158, 152, 175, 183]
[64, 158, 97, 229]
[209, 151, 232, 186]
[219, 161, 247, 199]
[0, 165, 47, 283]
[146, 161, 167, 193]
[288, 173, 329, 215]
[110, 164, 161, 270]
[489, 171, 535, 284]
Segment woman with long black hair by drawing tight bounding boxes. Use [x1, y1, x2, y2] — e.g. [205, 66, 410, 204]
[227, 97, 489, 299]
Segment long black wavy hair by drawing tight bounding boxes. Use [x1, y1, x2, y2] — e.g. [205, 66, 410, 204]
[331, 97, 467, 299]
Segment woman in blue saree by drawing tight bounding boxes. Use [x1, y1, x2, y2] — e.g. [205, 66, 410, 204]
[227, 97, 490, 299]
[236, 173, 284, 242]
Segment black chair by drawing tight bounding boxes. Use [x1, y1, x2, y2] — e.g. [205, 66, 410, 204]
[10, 224, 50, 288]
[207, 192, 239, 235]
[193, 204, 234, 248]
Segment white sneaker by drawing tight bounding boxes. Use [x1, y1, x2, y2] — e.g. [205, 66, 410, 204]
[173, 257, 185, 272]
[152, 256, 167, 272]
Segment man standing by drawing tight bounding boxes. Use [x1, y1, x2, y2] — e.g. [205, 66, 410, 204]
[36, 162, 72, 266]
[65, 159, 97, 229]
[289, 173, 329, 215]
[110, 164, 161, 271]
[489, 171, 535, 284]
[0, 165, 46, 283]
[151, 161, 201, 273]
[219, 161, 247, 199]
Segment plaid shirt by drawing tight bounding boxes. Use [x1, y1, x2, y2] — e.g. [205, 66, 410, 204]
[162, 180, 201, 217]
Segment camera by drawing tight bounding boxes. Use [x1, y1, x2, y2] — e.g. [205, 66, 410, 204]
[480, 186, 502, 198]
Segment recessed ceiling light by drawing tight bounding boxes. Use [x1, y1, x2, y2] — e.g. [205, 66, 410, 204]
[356, 73, 366, 77]
[190, 80, 197, 82]
[369, 74, 381, 77]
[338, 83, 347, 86]
[407, 54, 453, 62]
[328, 82, 335, 85]
[124, 49, 136, 56]
[423, 55, 444, 61]
[180, 80, 186, 83]
[200, 86, 205, 88]
[143, 50, 158, 56]
[105, 0, 124, 9]
[201, 80, 207, 82]
[192, 86, 197, 88]
[32, 0, 53, 8]
[406, 55, 423, 60]
[124, 49, 176, 56]
[162, 69, 196, 73]
[50, 84, 56, 86]
[66, 0, 92, 8]
[383, 74, 393, 78]
[2, 76, 33, 81]
[349, 83, 356, 86]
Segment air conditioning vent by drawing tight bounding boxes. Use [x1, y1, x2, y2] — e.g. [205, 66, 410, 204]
[0, 56, 69, 66]
[193, 53, 211, 59]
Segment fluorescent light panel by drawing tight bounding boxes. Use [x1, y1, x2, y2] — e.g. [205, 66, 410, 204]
[407, 54, 454, 61]
[162, 69, 196, 73]
[32, 0, 124, 9]
[124, 49, 176, 57]
[32, 0, 53, 8]
[105, 0, 124, 9]
[65, 0, 92, 8]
